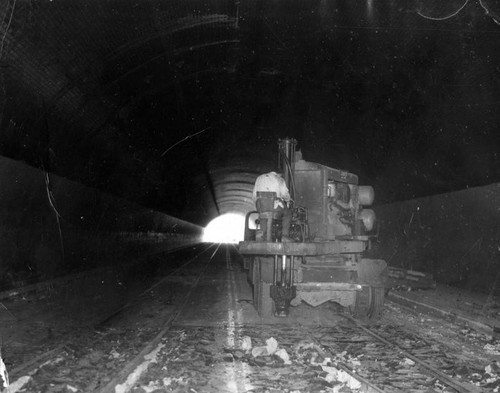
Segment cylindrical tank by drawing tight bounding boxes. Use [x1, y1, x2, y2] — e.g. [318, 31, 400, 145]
[358, 186, 375, 206]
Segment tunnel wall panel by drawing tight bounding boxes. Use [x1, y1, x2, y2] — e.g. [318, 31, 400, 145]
[373, 183, 500, 292]
[0, 156, 202, 289]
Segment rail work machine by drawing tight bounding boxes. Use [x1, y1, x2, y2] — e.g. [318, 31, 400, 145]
[239, 138, 387, 319]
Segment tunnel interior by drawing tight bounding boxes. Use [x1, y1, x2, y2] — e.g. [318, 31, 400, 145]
[1, 1, 500, 390]
[0, 1, 500, 290]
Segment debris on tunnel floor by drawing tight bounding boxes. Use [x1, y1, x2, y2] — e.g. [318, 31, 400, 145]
[387, 267, 437, 290]
[126, 320, 499, 393]
[8, 326, 164, 393]
[2, 0, 500, 390]
[130, 326, 368, 393]
[3, 245, 500, 393]
[387, 283, 500, 336]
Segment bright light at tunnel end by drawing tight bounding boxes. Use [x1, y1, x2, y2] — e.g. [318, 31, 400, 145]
[202, 213, 245, 244]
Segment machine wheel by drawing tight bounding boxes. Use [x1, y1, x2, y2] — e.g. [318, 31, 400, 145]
[251, 257, 275, 318]
[352, 286, 385, 321]
[254, 281, 274, 318]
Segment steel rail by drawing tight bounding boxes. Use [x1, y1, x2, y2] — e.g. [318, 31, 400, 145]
[336, 363, 385, 393]
[0, 267, 111, 300]
[343, 315, 484, 393]
[98, 243, 222, 393]
[311, 334, 385, 393]
[95, 243, 216, 327]
[0, 243, 202, 301]
[6, 243, 213, 387]
[7, 344, 66, 378]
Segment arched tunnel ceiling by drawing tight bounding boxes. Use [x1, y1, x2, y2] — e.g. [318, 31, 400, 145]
[0, 0, 500, 226]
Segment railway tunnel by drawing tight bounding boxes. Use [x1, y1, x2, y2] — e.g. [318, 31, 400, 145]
[1, 0, 500, 391]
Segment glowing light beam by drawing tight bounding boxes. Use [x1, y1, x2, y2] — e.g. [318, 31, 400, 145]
[202, 213, 245, 244]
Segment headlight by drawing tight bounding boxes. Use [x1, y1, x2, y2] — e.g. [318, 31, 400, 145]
[359, 186, 374, 206]
[359, 209, 375, 231]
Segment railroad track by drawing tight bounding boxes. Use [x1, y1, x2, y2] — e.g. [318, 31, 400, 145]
[3, 243, 218, 392]
[102, 244, 490, 393]
[316, 316, 485, 393]
[91, 317, 487, 393]
[3, 244, 494, 392]
[98, 243, 221, 392]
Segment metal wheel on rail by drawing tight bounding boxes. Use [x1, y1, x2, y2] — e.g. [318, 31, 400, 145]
[250, 257, 276, 318]
[352, 285, 385, 321]
[253, 280, 274, 318]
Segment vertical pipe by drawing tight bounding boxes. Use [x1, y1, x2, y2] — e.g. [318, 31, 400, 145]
[282, 254, 287, 287]
[278, 138, 297, 200]
[273, 255, 278, 285]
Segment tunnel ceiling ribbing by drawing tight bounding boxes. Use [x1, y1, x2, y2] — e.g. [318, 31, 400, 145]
[0, 0, 238, 134]
[0, 0, 500, 226]
[0, 0, 247, 225]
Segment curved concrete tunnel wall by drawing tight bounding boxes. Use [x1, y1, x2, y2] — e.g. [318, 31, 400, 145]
[3, 151, 498, 295]
[0, 155, 202, 290]
[212, 170, 259, 215]
[0, 0, 498, 304]
[372, 183, 500, 293]
[186, 164, 274, 225]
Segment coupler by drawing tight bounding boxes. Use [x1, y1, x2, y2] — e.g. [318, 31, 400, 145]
[270, 285, 297, 317]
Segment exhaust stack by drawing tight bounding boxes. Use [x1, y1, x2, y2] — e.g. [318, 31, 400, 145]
[278, 138, 297, 201]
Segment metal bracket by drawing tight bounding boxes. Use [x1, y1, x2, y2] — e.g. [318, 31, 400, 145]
[270, 285, 297, 317]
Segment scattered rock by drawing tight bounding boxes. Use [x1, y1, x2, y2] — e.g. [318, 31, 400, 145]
[401, 357, 416, 366]
[251, 337, 280, 358]
[240, 336, 252, 352]
[275, 348, 291, 365]
[108, 349, 121, 359]
[265, 337, 278, 354]
[322, 365, 361, 390]
[251, 346, 269, 358]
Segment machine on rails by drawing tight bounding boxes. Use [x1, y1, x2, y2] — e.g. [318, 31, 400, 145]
[239, 138, 387, 319]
